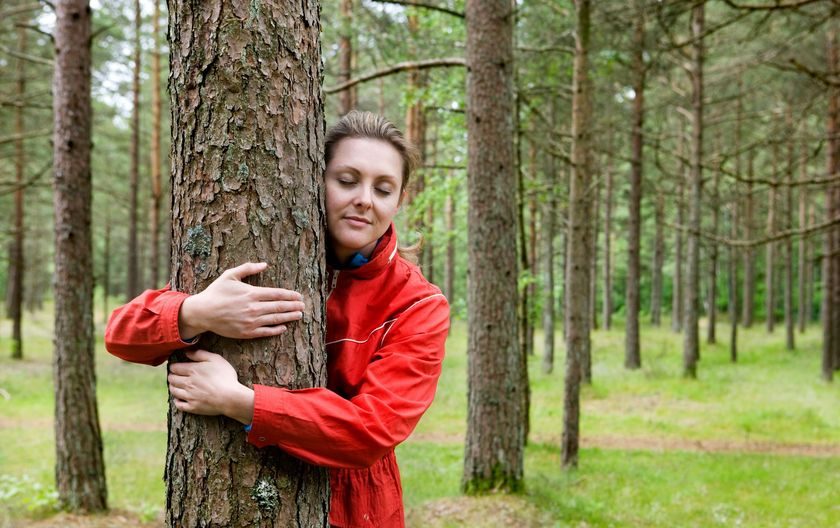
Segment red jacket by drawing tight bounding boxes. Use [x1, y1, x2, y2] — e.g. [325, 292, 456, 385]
[105, 225, 449, 528]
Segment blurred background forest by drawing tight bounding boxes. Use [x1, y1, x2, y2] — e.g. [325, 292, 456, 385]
[1, 0, 839, 526]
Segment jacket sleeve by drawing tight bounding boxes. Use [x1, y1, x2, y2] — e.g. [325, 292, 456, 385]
[246, 294, 449, 469]
[104, 285, 194, 366]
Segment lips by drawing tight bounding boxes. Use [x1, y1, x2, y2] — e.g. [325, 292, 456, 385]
[344, 215, 372, 227]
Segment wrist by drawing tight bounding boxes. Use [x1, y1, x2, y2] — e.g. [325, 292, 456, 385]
[225, 383, 255, 425]
[178, 295, 206, 340]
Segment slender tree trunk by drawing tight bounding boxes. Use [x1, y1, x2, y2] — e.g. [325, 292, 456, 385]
[103, 205, 111, 327]
[463, 0, 523, 493]
[672, 151, 685, 333]
[624, 0, 645, 370]
[742, 153, 756, 327]
[806, 201, 816, 324]
[149, 0, 163, 288]
[823, 22, 840, 381]
[338, 0, 356, 115]
[651, 192, 664, 326]
[766, 146, 777, 333]
[126, 0, 141, 300]
[798, 140, 808, 332]
[589, 177, 599, 335]
[707, 166, 719, 345]
[527, 143, 538, 356]
[784, 108, 795, 350]
[728, 203, 738, 362]
[53, 0, 108, 511]
[166, 2, 330, 525]
[683, 3, 704, 378]
[602, 147, 613, 330]
[10, 11, 27, 359]
[445, 171, 456, 305]
[562, 0, 593, 469]
[542, 150, 557, 374]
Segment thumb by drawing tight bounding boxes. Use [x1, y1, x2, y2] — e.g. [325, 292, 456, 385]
[185, 349, 217, 363]
[225, 262, 268, 281]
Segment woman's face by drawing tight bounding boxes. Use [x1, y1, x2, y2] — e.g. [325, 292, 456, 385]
[325, 137, 405, 263]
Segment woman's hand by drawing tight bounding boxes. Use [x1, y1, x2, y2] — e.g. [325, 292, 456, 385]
[178, 262, 305, 340]
[168, 350, 255, 425]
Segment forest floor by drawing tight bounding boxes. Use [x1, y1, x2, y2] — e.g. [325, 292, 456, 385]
[1, 306, 839, 527]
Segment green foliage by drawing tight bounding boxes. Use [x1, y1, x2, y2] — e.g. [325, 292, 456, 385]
[0, 474, 60, 518]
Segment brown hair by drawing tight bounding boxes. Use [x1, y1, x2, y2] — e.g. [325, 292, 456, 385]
[325, 110, 420, 193]
[324, 111, 422, 263]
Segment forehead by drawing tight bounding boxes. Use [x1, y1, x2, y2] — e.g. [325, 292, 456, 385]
[327, 137, 404, 182]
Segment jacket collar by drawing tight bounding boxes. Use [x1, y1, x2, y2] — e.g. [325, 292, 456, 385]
[328, 223, 398, 280]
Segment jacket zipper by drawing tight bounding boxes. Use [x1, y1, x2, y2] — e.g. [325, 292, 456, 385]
[328, 270, 340, 297]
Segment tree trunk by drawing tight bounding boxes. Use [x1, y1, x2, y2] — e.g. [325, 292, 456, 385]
[52, 0, 108, 511]
[707, 166, 719, 345]
[103, 205, 111, 327]
[445, 171, 456, 305]
[806, 201, 816, 325]
[149, 0, 163, 288]
[798, 139, 808, 333]
[338, 0, 356, 115]
[823, 22, 840, 381]
[651, 192, 665, 326]
[126, 0, 141, 300]
[589, 176, 599, 335]
[562, 0, 593, 469]
[10, 10, 27, 360]
[542, 150, 557, 374]
[784, 107, 795, 350]
[672, 148, 685, 333]
[624, 0, 645, 370]
[766, 147, 777, 334]
[742, 153, 756, 327]
[728, 204, 738, 362]
[166, 2, 330, 525]
[462, 0, 523, 493]
[683, 3, 704, 378]
[603, 146, 613, 330]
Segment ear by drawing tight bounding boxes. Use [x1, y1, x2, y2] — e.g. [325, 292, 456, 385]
[398, 188, 407, 208]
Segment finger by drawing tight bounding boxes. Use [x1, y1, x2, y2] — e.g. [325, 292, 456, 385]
[169, 362, 193, 376]
[250, 286, 304, 302]
[224, 262, 268, 281]
[249, 325, 288, 339]
[169, 385, 191, 401]
[173, 398, 191, 412]
[251, 300, 306, 316]
[254, 311, 302, 327]
[167, 373, 190, 388]
[185, 349, 217, 362]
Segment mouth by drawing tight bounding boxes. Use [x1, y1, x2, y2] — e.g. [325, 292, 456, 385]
[344, 216, 372, 226]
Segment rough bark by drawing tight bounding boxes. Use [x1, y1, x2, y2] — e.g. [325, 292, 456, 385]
[52, 0, 108, 512]
[624, 0, 645, 370]
[149, 0, 163, 288]
[462, 0, 523, 493]
[10, 9, 27, 359]
[562, 0, 593, 469]
[683, 3, 704, 378]
[651, 192, 665, 326]
[166, 2, 330, 525]
[742, 152, 756, 327]
[338, 0, 356, 115]
[126, 0, 141, 300]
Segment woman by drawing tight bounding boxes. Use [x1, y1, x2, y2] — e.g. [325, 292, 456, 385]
[105, 111, 450, 528]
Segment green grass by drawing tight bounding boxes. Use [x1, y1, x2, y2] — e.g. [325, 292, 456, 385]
[1, 310, 838, 526]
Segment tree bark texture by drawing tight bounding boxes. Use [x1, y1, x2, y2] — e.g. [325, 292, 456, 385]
[562, 0, 593, 469]
[150, 0, 164, 288]
[52, 0, 108, 512]
[624, 0, 645, 370]
[462, 0, 524, 493]
[683, 3, 704, 378]
[127, 0, 142, 300]
[10, 9, 27, 360]
[166, 2, 329, 525]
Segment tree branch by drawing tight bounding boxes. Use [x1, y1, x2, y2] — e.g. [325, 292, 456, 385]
[366, 0, 464, 18]
[0, 129, 52, 145]
[324, 58, 465, 94]
[721, 0, 824, 11]
[0, 3, 42, 19]
[0, 46, 53, 67]
[671, 215, 840, 248]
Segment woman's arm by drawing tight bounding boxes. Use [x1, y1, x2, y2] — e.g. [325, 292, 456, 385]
[104, 262, 306, 365]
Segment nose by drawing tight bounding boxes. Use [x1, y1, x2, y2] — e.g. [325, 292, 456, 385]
[353, 183, 373, 209]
